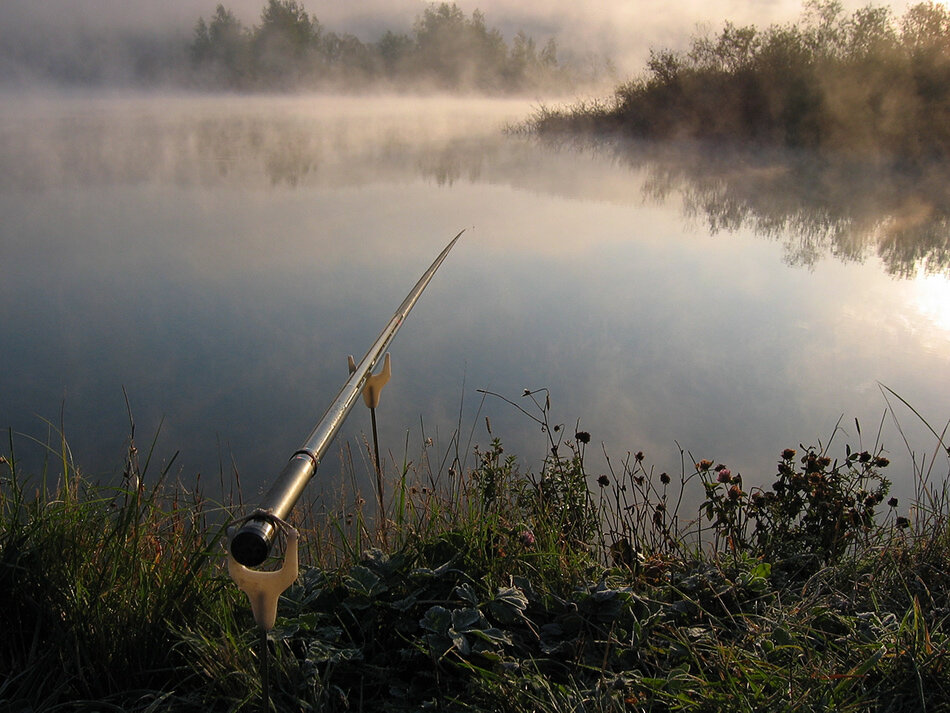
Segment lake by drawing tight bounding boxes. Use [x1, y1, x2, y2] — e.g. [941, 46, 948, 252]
[2, 91, 948, 510]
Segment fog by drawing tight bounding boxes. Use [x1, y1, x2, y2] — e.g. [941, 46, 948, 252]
[0, 0, 928, 88]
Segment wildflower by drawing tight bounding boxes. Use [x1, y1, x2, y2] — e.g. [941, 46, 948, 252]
[659, 472, 671, 485]
[597, 474, 610, 487]
[655, 502, 666, 513]
[888, 497, 898, 507]
[859, 451, 872, 463]
[717, 468, 732, 483]
[696, 459, 713, 471]
[896, 516, 910, 529]
[519, 529, 536, 546]
[873, 456, 890, 468]
[782, 448, 796, 460]
[575, 431, 591, 444]
[635, 451, 644, 462]
[818, 456, 832, 468]
[728, 484, 743, 500]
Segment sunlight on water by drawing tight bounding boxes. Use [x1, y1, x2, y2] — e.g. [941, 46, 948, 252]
[913, 269, 950, 335]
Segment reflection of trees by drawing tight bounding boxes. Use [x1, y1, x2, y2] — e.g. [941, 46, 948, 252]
[548, 136, 950, 277]
[5, 103, 947, 276]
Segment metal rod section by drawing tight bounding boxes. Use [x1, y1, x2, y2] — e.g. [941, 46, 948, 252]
[229, 231, 464, 566]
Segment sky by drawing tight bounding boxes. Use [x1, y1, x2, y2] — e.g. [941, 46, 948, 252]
[0, 0, 926, 79]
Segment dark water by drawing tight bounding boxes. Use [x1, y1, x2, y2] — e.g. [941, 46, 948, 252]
[2, 92, 948, 508]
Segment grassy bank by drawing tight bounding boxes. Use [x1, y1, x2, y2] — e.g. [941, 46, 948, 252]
[527, 1, 950, 163]
[3, 395, 950, 711]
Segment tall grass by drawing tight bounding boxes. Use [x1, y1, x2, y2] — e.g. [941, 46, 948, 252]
[2, 389, 950, 711]
[0, 425, 239, 710]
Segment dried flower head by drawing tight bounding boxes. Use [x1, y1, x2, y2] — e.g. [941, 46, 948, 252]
[575, 431, 591, 444]
[597, 474, 610, 487]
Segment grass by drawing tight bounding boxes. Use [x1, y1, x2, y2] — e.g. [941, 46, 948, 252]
[2, 390, 950, 711]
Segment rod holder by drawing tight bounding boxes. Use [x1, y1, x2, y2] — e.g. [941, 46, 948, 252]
[348, 352, 391, 409]
[228, 521, 299, 631]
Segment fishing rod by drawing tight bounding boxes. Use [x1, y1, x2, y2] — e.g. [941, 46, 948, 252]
[229, 230, 464, 567]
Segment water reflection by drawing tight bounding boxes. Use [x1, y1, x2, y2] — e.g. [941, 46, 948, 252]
[607, 140, 950, 278]
[1, 93, 947, 508]
[5, 95, 947, 279]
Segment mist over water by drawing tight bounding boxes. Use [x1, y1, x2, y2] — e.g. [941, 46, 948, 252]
[1, 92, 948, 509]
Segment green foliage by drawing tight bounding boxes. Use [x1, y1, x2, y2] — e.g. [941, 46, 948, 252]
[532, 1, 950, 162]
[3, 390, 950, 711]
[0, 428, 233, 709]
[189, 1, 573, 93]
[697, 446, 892, 571]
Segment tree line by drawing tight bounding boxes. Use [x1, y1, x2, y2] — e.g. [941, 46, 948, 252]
[191, 0, 573, 93]
[530, 1, 950, 163]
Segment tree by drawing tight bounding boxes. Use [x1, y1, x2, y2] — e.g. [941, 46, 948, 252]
[191, 5, 250, 86]
[253, 0, 322, 84]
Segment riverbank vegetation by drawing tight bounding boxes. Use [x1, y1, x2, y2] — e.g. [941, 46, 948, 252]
[190, 1, 586, 93]
[3, 391, 950, 711]
[529, 1, 950, 163]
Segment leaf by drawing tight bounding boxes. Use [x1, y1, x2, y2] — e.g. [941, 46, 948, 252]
[455, 583, 478, 605]
[488, 586, 528, 624]
[750, 562, 772, 579]
[451, 607, 483, 631]
[346, 565, 386, 598]
[420, 605, 452, 635]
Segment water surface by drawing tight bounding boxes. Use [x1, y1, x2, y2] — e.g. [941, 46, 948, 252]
[2, 92, 948, 508]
